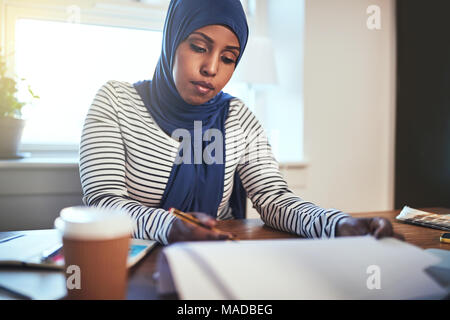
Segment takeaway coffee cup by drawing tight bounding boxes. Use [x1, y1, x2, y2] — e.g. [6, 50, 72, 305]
[54, 206, 133, 300]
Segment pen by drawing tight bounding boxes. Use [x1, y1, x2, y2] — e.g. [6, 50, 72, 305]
[169, 208, 239, 241]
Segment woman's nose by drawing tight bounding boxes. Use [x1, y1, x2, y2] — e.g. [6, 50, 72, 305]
[200, 55, 218, 77]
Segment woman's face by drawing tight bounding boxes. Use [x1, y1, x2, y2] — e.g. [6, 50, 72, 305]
[172, 24, 240, 105]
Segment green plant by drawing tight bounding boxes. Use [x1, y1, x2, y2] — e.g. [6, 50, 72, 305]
[0, 50, 39, 118]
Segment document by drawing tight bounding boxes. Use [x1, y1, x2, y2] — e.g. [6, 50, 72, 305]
[157, 236, 447, 299]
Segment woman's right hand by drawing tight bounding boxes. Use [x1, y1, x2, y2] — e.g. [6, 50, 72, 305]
[167, 211, 234, 243]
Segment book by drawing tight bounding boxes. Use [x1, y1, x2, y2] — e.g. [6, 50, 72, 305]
[0, 229, 158, 270]
[396, 206, 450, 231]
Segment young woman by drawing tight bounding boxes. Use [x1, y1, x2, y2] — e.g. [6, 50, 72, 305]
[79, 0, 402, 244]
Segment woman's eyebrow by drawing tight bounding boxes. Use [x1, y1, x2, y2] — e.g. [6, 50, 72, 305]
[190, 31, 240, 53]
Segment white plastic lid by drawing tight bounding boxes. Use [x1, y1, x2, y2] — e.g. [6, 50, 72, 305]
[54, 206, 133, 240]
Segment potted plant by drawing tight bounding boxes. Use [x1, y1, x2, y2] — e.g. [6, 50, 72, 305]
[0, 50, 39, 159]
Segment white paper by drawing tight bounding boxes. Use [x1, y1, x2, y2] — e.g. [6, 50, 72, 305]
[159, 236, 447, 300]
[0, 230, 62, 262]
[0, 270, 66, 300]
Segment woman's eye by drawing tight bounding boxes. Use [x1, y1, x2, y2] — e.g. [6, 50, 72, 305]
[222, 56, 236, 65]
[190, 44, 206, 53]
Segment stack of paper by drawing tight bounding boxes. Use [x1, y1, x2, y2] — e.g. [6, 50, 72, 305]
[157, 236, 447, 299]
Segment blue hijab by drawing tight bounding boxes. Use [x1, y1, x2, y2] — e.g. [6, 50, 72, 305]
[134, 0, 248, 218]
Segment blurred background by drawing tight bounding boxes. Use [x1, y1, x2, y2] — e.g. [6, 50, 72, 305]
[0, 0, 448, 230]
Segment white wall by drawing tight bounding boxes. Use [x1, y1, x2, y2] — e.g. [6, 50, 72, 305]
[0, 162, 83, 230]
[248, 0, 396, 217]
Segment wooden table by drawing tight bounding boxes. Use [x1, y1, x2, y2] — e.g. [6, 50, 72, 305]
[126, 207, 450, 300]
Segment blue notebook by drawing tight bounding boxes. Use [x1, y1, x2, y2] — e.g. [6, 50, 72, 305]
[425, 248, 450, 293]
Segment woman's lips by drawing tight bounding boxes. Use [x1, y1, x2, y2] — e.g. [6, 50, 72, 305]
[191, 81, 214, 95]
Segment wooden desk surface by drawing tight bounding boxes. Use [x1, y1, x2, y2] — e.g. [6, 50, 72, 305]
[126, 207, 450, 299]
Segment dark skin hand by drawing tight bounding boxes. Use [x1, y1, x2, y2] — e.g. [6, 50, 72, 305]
[167, 213, 405, 243]
[167, 212, 235, 243]
[336, 216, 405, 240]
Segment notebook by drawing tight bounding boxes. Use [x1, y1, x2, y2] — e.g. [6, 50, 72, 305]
[0, 229, 158, 269]
[157, 236, 448, 299]
[425, 248, 450, 294]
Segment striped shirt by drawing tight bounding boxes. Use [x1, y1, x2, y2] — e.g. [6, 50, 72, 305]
[79, 80, 349, 244]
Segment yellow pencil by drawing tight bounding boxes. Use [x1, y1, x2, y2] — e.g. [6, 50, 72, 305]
[169, 207, 239, 241]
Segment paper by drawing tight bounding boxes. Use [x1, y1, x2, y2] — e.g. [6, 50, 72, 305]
[0, 230, 62, 262]
[0, 269, 67, 300]
[158, 236, 447, 300]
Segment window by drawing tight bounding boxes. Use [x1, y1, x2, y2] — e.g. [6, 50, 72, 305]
[4, 0, 304, 163]
[1, 0, 167, 151]
[15, 19, 162, 147]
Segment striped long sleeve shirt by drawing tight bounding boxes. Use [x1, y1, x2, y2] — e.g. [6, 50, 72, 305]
[79, 80, 349, 244]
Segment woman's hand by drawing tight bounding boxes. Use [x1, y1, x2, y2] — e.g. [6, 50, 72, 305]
[336, 216, 404, 240]
[167, 211, 234, 243]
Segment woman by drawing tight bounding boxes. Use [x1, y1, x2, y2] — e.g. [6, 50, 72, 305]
[79, 0, 402, 244]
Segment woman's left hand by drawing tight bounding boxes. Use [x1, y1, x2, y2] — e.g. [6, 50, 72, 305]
[336, 216, 404, 240]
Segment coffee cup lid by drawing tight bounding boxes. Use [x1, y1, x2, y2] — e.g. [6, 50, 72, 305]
[54, 206, 133, 240]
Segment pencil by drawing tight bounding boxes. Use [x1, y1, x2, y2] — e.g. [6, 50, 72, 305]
[169, 208, 239, 241]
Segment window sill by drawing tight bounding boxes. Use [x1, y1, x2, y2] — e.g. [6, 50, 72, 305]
[278, 160, 309, 169]
[0, 151, 78, 169]
[0, 152, 308, 170]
